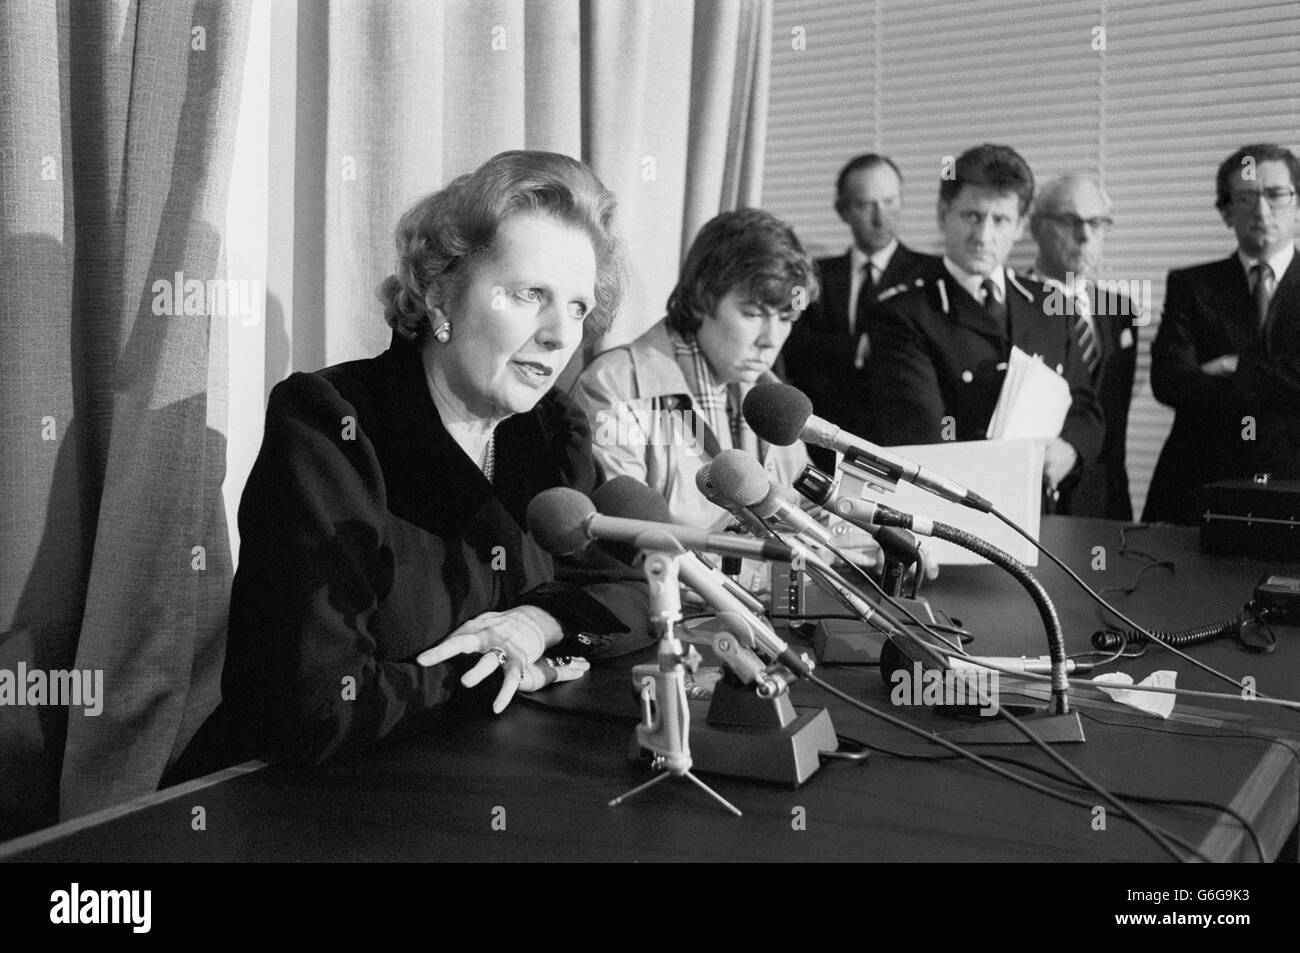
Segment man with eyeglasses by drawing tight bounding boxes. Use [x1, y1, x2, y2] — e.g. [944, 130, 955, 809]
[1145, 142, 1300, 525]
[781, 153, 938, 470]
[1028, 174, 1139, 520]
[867, 144, 1103, 502]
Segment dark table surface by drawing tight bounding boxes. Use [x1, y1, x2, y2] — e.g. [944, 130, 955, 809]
[4, 517, 1299, 863]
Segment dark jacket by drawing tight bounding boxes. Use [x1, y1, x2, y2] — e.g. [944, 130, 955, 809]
[1027, 270, 1141, 521]
[183, 336, 650, 771]
[1145, 252, 1300, 524]
[866, 267, 1104, 467]
[781, 244, 938, 463]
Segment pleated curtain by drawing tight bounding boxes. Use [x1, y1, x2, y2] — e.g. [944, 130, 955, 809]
[1, 0, 771, 835]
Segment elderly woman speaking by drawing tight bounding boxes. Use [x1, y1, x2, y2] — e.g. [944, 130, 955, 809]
[182, 151, 648, 772]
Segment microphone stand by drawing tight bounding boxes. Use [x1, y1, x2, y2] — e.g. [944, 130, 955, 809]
[833, 455, 1085, 744]
[608, 544, 743, 817]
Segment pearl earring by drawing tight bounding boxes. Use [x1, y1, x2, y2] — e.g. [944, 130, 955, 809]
[433, 321, 452, 344]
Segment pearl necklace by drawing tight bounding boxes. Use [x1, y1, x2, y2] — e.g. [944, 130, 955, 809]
[424, 363, 498, 483]
[482, 434, 496, 483]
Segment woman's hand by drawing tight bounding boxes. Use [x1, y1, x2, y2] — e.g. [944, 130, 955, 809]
[416, 605, 588, 713]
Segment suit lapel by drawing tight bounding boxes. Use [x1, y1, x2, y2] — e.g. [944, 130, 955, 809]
[877, 244, 916, 289]
[1210, 255, 1258, 346]
[373, 339, 496, 538]
[1265, 250, 1300, 348]
[821, 254, 853, 339]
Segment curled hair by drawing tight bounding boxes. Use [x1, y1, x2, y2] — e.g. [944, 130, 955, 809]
[665, 208, 820, 336]
[1216, 143, 1300, 209]
[378, 150, 627, 342]
[939, 143, 1035, 216]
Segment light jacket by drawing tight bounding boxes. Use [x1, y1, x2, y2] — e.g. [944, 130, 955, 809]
[571, 320, 812, 531]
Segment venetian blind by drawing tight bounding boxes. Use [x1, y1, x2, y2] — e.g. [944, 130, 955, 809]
[764, 0, 1300, 517]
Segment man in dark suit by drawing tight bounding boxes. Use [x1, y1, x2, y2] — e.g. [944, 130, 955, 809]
[1144, 143, 1300, 525]
[781, 154, 937, 469]
[866, 144, 1104, 498]
[1028, 174, 1140, 520]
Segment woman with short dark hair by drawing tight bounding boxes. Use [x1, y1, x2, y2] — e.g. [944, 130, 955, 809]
[572, 208, 820, 531]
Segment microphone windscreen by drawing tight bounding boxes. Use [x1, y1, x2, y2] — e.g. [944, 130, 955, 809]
[592, 475, 673, 523]
[525, 487, 596, 556]
[707, 449, 771, 508]
[742, 382, 812, 446]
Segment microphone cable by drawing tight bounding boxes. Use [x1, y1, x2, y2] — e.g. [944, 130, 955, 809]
[802, 670, 1204, 862]
[991, 509, 1298, 711]
[831, 730, 1263, 862]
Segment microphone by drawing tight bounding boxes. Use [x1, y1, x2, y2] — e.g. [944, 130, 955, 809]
[707, 450, 840, 549]
[700, 452, 907, 634]
[592, 477, 767, 619]
[742, 382, 994, 512]
[695, 463, 781, 540]
[709, 451, 923, 564]
[591, 477, 809, 676]
[792, 464, 935, 541]
[526, 487, 798, 566]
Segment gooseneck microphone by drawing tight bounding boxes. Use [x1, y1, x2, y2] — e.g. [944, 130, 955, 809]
[742, 382, 994, 513]
[789, 463, 1073, 715]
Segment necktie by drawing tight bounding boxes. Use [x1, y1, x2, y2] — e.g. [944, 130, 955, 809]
[853, 261, 875, 336]
[1073, 289, 1101, 375]
[1252, 262, 1273, 329]
[980, 278, 1007, 331]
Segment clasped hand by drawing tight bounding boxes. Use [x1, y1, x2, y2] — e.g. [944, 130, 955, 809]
[416, 605, 589, 713]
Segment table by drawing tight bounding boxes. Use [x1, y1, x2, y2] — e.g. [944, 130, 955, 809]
[2, 518, 1297, 863]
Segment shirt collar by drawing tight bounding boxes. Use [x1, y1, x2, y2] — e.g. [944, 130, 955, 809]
[1238, 243, 1296, 282]
[943, 255, 1004, 302]
[851, 238, 899, 277]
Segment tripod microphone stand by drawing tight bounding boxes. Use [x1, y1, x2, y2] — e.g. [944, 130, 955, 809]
[608, 546, 743, 817]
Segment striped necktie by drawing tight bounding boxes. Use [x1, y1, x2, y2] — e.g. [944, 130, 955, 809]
[1073, 288, 1101, 375]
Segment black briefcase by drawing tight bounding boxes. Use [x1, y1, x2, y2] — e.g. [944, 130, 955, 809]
[1200, 478, 1300, 560]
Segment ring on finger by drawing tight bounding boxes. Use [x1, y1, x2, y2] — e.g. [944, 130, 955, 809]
[488, 647, 508, 666]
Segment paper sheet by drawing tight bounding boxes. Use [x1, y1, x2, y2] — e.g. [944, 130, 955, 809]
[987, 346, 1072, 441]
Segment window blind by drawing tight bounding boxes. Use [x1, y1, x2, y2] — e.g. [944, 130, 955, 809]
[765, 0, 1300, 516]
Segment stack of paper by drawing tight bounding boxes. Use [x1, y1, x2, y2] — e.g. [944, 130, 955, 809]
[986, 346, 1072, 440]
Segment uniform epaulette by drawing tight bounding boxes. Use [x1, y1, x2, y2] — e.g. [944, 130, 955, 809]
[1005, 268, 1036, 302]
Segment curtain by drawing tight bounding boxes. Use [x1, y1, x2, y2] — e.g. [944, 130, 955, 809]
[0, 0, 250, 833]
[278, 0, 772, 381]
[0, 0, 768, 837]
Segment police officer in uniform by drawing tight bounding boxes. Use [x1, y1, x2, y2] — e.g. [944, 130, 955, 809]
[866, 144, 1103, 502]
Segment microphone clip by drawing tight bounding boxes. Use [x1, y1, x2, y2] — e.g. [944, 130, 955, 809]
[839, 449, 902, 496]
